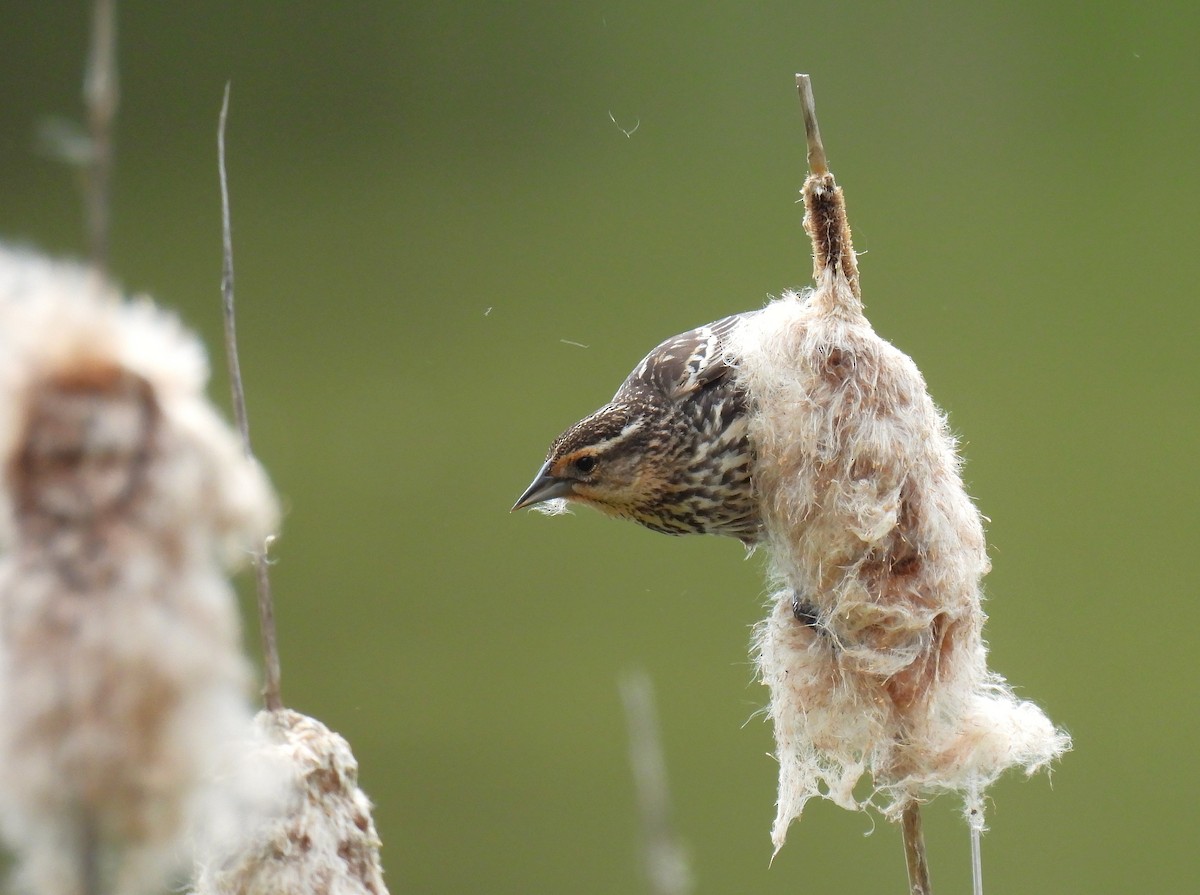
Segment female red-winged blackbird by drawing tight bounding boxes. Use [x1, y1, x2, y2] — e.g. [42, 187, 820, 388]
[513, 313, 761, 544]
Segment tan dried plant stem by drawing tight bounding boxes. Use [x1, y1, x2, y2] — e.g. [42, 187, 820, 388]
[795, 73, 931, 895]
[84, 0, 117, 279]
[620, 670, 693, 895]
[219, 84, 283, 712]
[901, 802, 932, 895]
[194, 87, 390, 895]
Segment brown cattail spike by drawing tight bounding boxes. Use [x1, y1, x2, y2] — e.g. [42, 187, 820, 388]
[796, 74, 861, 307]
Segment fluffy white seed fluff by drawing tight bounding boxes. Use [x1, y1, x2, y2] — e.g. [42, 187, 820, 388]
[0, 246, 277, 893]
[531, 498, 571, 517]
[727, 273, 1070, 850]
[191, 709, 388, 895]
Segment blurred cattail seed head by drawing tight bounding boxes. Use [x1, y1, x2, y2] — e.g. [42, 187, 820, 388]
[0, 247, 277, 894]
[191, 709, 388, 895]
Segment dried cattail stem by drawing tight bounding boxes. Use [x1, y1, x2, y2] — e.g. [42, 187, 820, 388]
[969, 808, 984, 895]
[83, 0, 118, 278]
[901, 802, 931, 895]
[218, 84, 282, 712]
[196, 91, 388, 895]
[620, 670, 693, 895]
[795, 74, 828, 177]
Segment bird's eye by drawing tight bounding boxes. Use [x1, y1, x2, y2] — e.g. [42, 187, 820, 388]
[573, 455, 597, 474]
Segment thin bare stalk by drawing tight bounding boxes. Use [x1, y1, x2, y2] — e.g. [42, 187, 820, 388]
[967, 784, 985, 895]
[218, 83, 283, 712]
[795, 73, 828, 177]
[970, 821, 983, 895]
[901, 803, 932, 895]
[83, 0, 118, 278]
[619, 670, 692, 895]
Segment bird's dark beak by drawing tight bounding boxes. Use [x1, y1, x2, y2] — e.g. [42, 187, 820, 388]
[512, 460, 574, 511]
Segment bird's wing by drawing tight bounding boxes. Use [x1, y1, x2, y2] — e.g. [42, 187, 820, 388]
[620, 313, 748, 401]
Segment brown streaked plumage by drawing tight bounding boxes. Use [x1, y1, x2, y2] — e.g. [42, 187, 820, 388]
[513, 313, 761, 543]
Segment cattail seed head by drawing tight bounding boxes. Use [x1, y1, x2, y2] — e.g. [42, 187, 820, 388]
[191, 709, 388, 895]
[725, 143, 1069, 850]
[0, 246, 277, 893]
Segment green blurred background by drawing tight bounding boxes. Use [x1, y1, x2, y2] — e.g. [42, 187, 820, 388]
[2, 2, 1196, 892]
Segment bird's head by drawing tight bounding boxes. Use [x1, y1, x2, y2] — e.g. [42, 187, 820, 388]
[512, 313, 761, 541]
[512, 402, 666, 524]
